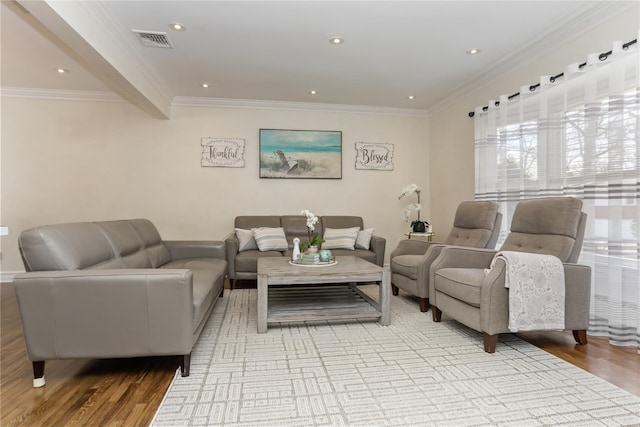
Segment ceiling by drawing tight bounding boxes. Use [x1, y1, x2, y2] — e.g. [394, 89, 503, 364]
[1, 1, 635, 118]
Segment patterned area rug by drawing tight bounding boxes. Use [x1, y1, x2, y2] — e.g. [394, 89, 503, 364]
[151, 286, 640, 426]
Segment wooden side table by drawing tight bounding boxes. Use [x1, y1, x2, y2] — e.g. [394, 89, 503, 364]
[404, 232, 435, 242]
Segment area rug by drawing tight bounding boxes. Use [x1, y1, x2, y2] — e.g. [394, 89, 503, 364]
[151, 286, 640, 426]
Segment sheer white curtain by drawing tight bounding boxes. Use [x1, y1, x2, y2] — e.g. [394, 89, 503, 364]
[474, 33, 640, 351]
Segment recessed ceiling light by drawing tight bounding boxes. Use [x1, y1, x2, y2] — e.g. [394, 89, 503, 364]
[56, 68, 68, 74]
[309, 90, 317, 95]
[170, 22, 186, 31]
[466, 48, 481, 55]
[201, 83, 209, 88]
[329, 37, 344, 45]
[408, 95, 415, 100]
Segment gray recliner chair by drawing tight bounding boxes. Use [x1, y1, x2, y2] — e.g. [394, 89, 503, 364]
[430, 197, 590, 353]
[390, 201, 502, 312]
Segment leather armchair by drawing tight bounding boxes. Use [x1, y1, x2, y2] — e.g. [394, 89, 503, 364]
[430, 197, 590, 353]
[390, 201, 502, 312]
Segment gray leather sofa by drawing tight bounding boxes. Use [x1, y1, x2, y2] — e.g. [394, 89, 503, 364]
[225, 215, 385, 288]
[14, 218, 227, 387]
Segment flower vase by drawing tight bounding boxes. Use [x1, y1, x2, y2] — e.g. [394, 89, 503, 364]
[306, 245, 319, 254]
[412, 222, 426, 232]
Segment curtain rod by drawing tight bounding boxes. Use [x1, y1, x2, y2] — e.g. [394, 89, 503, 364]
[468, 38, 638, 117]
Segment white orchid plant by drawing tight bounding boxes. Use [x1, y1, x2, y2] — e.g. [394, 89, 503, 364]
[398, 183, 427, 228]
[300, 210, 325, 251]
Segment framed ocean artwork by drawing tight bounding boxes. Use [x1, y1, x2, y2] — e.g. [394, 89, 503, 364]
[259, 129, 342, 179]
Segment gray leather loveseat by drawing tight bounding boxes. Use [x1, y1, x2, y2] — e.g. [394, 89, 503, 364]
[225, 215, 385, 288]
[14, 218, 227, 387]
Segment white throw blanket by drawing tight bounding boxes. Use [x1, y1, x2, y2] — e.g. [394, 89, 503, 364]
[487, 251, 566, 332]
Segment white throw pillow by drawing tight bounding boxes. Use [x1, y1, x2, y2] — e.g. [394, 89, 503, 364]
[235, 228, 258, 252]
[252, 227, 288, 251]
[322, 227, 360, 250]
[355, 228, 374, 250]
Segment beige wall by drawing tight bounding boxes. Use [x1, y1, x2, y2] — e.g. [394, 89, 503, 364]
[0, 97, 428, 273]
[2, 4, 637, 275]
[429, 5, 639, 235]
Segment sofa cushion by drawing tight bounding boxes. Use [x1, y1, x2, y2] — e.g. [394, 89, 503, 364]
[235, 216, 281, 229]
[390, 254, 421, 280]
[235, 250, 284, 272]
[500, 233, 576, 262]
[322, 227, 359, 250]
[19, 222, 119, 271]
[128, 219, 172, 268]
[321, 216, 364, 230]
[356, 228, 374, 250]
[235, 228, 258, 252]
[96, 220, 152, 268]
[509, 197, 582, 238]
[330, 248, 377, 264]
[445, 228, 493, 248]
[453, 201, 499, 230]
[163, 259, 226, 331]
[281, 215, 323, 248]
[434, 268, 486, 307]
[253, 227, 289, 251]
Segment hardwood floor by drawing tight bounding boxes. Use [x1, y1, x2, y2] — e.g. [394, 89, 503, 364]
[2, 280, 639, 426]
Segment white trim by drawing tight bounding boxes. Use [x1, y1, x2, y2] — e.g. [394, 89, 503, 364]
[1, 88, 429, 117]
[1, 271, 21, 283]
[1, 87, 125, 103]
[172, 96, 429, 117]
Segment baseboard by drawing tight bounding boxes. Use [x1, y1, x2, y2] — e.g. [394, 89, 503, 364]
[1, 271, 21, 283]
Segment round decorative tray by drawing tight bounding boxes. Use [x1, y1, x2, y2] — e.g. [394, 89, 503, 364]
[289, 259, 338, 267]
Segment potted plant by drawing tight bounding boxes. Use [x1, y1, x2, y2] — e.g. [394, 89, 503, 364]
[300, 210, 325, 252]
[399, 183, 430, 232]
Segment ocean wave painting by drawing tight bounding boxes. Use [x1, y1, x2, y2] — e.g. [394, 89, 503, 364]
[259, 129, 342, 179]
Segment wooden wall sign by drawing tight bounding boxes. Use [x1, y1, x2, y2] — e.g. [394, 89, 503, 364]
[201, 138, 245, 167]
[354, 142, 394, 170]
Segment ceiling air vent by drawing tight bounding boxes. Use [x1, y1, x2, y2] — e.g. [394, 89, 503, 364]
[132, 30, 173, 48]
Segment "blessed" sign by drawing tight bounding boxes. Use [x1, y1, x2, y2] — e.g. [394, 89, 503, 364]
[354, 142, 394, 170]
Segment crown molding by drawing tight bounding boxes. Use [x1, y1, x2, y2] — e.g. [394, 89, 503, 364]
[1, 88, 429, 117]
[172, 96, 429, 117]
[1, 87, 125, 102]
[428, 1, 635, 116]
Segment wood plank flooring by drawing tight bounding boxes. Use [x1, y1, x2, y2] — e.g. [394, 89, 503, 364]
[2, 280, 638, 426]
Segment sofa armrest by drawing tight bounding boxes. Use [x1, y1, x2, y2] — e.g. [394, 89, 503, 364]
[164, 240, 226, 260]
[563, 263, 591, 329]
[431, 246, 497, 272]
[429, 246, 498, 307]
[390, 239, 434, 258]
[370, 235, 386, 267]
[224, 232, 240, 279]
[13, 269, 195, 361]
[479, 260, 592, 335]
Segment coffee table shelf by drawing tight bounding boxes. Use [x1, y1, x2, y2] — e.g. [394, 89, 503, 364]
[267, 284, 381, 324]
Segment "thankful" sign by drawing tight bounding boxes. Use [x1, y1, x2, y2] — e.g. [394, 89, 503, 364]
[201, 138, 245, 167]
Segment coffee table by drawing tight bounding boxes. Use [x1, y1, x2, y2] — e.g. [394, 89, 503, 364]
[257, 256, 390, 333]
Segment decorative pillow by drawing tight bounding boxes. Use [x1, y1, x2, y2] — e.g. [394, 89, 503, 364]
[252, 227, 288, 251]
[355, 228, 374, 250]
[322, 227, 360, 250]
[235, 228, 258, 252]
